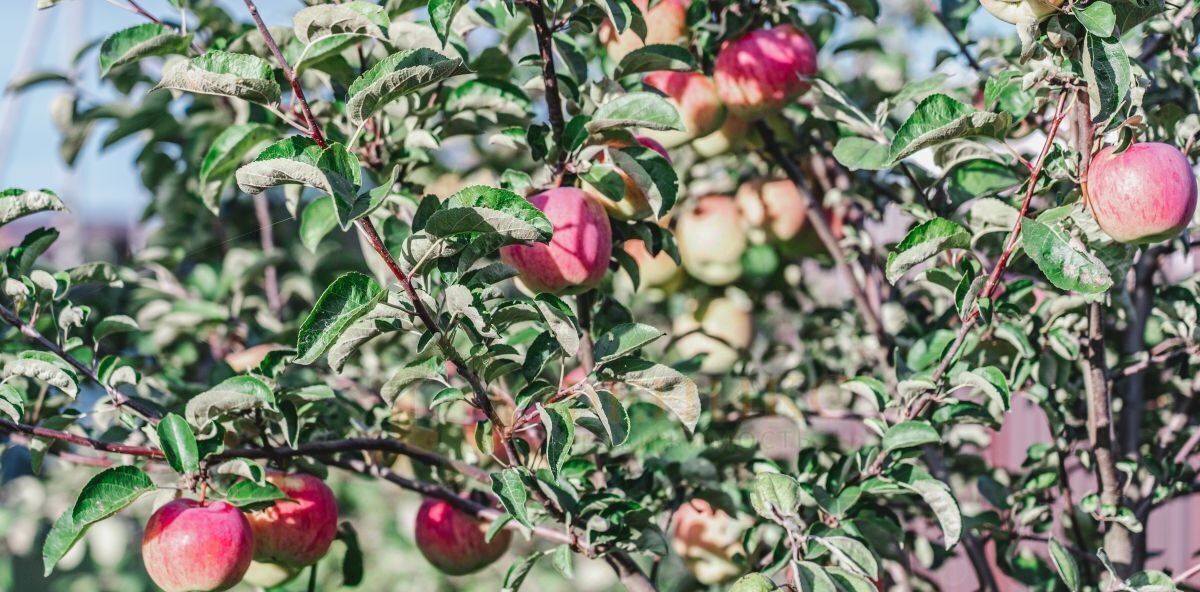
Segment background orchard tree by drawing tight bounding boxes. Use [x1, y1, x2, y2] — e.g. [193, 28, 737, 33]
[0, 0, 1198, 591]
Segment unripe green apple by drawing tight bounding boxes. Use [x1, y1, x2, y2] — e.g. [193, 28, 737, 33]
[599, 0, 689, 64]
[500, 187, 613, 294]
[141, 499, 254, 592]
[1087, 142, 1197, 244]
[247, 472, 339, 568]
[673, 296, 753, 374]
[415, 497, 512, 575]
[642, 72, 727, 148]
[242, 561, 301, 588]
[624, 238, 684, 293]
[671, 499, 750, 584]
[713, 25, 818, 121]
[691, 113, 750, 158]
[676, 195, 747, 285]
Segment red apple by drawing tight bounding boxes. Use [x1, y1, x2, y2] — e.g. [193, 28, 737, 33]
[500, 187, 613, 294]
[599, 0, 689, 64]
[735, 177, 808, 243]
[415, 497, 513, 575]
[671, 499, 749, 584]
[713, 25, 818, 121]
[642, 72, 727, 148]
[1087, 142, 1197, 244]
[142, 499, 254, 592]
[676, 195, 747, 285]
[672, 297, 753, 374]
[247, 472, 339, 568]
[586, 136, 672, 220]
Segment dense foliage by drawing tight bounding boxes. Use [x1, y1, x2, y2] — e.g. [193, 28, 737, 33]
[2, 0, 1199, 590]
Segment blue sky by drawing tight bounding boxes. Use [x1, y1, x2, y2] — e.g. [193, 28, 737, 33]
[1, 1, 997, 225]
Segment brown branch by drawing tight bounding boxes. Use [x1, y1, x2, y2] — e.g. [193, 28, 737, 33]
[921, 0, 983, 73]
[241, 0, 326, 148]
[0, 418, 163, 458]
[253, 193, 283, 316]
[0, 302, 161, 421]
[519, 0, 568, 171]
[1138, 2, 1200, 62]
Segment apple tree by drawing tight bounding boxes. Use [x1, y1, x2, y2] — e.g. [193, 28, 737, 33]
[1, 0, 1199, 590]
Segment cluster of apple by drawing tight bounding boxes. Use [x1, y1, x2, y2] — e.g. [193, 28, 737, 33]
[139, 472, 508, 590]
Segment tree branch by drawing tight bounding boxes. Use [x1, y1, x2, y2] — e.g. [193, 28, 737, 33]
[253, 193, 283, 316]
[0, 302, 161, 421]
[519, 0, 568, 172]
[241, 0, 326, 148]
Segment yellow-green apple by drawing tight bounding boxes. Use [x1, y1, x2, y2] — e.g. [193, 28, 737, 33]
[241, 561, 300, 588]
[415, 497, 513, 575]
[713, 25, 818, 121]
[599, 0, 690, 64]
[673, 296, 753, 374]
[735, 177, 808, 243]
[500, 187, 613, 294]
[585, 136, 672, 220]
[691, 113, 750, 158]
[141, 499, 254, 592]
[642, 72, 727, 148]
[247, 472, 339, 568]
[624, 238, 684, 292]
[980, 0, 1065, 24]
[1087, 142, 1197, 244]
[676, 195, 747, 285]
[671, 499, 750, 584]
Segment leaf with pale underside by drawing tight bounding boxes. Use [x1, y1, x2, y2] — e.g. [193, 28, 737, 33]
[235, 137, 363, 228]
[0, 188, 66, 227]
[295, 272, 386, 365]
[889, 94, 1011, 163]
[99, 23, 192, 77]
[604, 358, 699, 433]
[154, 51, 280, 105]
[346, 48, 468, 124]
[587, 92, 683, 133]
[885, 218, 970, 283]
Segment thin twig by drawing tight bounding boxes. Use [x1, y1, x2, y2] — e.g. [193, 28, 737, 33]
[519, 0, 568, 172]
[253, 193, 283, 316]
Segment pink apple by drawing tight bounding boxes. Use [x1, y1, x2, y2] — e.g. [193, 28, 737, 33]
[735, 177, 808, 243]
[672, 297, 753, 374]
[671, 499, 750, 584]
[142, 499, 254, 592]
[500, 187, 613, 293]
[1087, 142, 1197, 244]
[247, 472, 339, 568]
[676, 195, 747, 285]
[691, 113, 750, 158]
[599, 0, 690, 64]
[642, 72, 727, 148]
[713, 25, 818, 121]
[415, 497, 513, 575]
[586, 136, 672, 220]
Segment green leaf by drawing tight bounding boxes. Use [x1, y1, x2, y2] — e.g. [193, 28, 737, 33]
[904, 478, 962, 549]
[749, 473, 802, 522]
[820, 536, 880, 579]
[587, 92, 683, 133]
[951, 366, 1011, 412]
[604, 357, 699, 432]
[885, 218, 971, 283]
[154, 51, 281, 105]
[428, 0, 464, 47]
[0, 188, 66, 227]
[186, 375, 274, 426]
[44, 466, 154, 576]
[889, 94, 1011, 163]
[1082, 33, 1131, 122]
[225, 479, 289, 510]
[93, 315, 139, 343]
[946, 159, 1019, 205]
[5, 227, 59, 277]
[729, 573, 777, 592]
[594, 323, 664, 364]
[99, 23, 193, 78]
[296, 272, 386, 365]
[380, 359, 442, 405]
[882, 420, 940, 453]
[609, 144, 678, 218]
[491, 468, 534, 529]
[501, 550, 546, 592]
[1077, 1, 1116, 37]
[293, 1, 388, 67]
[236, 137, 362, 228]
[580, 386, 629, 446]
[617, 44, 695, 76]
[3, 356, 78, 398]
[347, 48, 468, 124]
[339, 522, 364, 586]
[538, 405, 575, 479]
[157, 413, 200, 474]
[199, 124, 276, 195]
[300, 196, 339, 253]
[1049, 537, 1082, 592]
[832, 137, 891, 171]
[1021, 217, 1113, 294]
